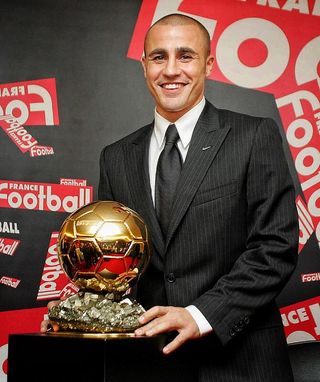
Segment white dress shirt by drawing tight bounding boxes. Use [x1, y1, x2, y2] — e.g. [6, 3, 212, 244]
[148, 97, 212, 336]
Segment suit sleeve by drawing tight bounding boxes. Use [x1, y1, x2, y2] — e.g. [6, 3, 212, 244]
[192, 118, 299, 346]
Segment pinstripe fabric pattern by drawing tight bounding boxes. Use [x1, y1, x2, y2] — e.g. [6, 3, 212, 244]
[98, 100, 299, 381]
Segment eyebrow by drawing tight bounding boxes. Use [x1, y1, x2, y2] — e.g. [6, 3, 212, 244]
[176, 47, 197, 55]
[148, 48, 166, 57]
[148, 46, 198, 57]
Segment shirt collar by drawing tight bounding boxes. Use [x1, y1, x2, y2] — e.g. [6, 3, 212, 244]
[154, 97, 206, 149]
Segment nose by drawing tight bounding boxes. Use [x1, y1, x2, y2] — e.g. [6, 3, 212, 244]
[163, 56, 181, 77]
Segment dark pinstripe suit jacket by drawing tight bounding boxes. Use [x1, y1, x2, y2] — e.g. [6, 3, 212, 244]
[98, 100, 299, 381]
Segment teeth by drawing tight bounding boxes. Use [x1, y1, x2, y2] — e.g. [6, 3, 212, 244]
[163, 83, 181, 89]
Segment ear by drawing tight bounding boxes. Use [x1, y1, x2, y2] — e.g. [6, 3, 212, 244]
[206, 55, 215, 77]
[141, 55, 147, 78]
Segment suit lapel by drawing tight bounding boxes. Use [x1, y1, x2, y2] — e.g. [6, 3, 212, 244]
[123, 124, 165, 255]
[166, 102, 231, 248]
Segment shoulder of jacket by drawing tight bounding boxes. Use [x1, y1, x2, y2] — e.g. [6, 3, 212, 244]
[101, 123, 152, 152]
[204, 99, 265, 128]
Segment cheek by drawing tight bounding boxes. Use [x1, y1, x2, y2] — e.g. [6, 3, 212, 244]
[146, 66, 161, 81]
[193, 70, 207, 85]
[185, 65, 206, 79]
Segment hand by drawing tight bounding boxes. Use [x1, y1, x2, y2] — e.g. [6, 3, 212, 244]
[134, 306, 200, 354]
[40, 299, 61, 333]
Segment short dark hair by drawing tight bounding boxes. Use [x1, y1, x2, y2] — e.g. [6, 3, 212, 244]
[144, 13, 211, 56]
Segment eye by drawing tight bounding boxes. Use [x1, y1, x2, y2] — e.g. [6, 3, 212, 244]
[179, 54, 193, 62]
[151, 54, 165, 62]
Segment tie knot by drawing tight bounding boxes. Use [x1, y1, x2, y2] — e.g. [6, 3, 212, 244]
[165, 124, 179, 145]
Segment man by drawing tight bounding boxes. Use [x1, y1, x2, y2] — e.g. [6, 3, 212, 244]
[42, 14, 299, 381]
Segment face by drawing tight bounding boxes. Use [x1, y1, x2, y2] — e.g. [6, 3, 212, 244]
[142, 23, 214, 122]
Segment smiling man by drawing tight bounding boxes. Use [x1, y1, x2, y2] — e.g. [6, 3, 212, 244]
[98, 13, 299, 381]
[42, 13, 299, 382]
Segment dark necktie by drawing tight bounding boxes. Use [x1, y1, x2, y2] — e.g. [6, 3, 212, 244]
[155, 124, 182, 236]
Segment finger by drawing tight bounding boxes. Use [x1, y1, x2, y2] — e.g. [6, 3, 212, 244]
[137, 306, 188, 336]
[138, 306, 168, 324]
[47, 300, 60, 310]
[51, 322, 60, 332]
[163, 332, 188, 355]
[135, 316, 169, 336]
[135, 320, 156, 336]
[40, 319, 60, 333]
[40, 320, 50, 333]
[144, 320, 171, 336]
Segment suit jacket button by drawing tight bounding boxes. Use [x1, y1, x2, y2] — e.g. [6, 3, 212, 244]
[166, 273, 176, 283]
[229, 327, 236, 337]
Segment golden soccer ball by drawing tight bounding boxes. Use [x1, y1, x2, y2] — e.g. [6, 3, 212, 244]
[57, 200, 151, 299]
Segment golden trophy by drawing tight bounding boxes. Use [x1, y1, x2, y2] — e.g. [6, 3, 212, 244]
[48, 200, 151, 334]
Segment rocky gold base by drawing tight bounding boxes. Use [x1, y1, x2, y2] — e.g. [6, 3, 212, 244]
[48, 291, 145, 333]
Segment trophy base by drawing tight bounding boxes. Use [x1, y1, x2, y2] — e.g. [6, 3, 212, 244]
[8, 332, 178, 382]
[47, 331, 137, 338]
[48, 291, 145, 333]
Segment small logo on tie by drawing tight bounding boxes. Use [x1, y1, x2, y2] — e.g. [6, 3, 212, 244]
[202, 146, 212, 151]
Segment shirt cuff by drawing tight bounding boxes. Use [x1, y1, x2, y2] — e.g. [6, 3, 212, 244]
[186, 305, 213, 336]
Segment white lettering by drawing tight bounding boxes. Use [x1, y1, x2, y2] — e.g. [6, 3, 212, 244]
[0, 86, 25, 97]
[257, 0, 320, 14]
[309, 303, 320, 335]
[0, 344, 8, 382]
[295, 147, 320, 176]
[309, 189, 320, 217]
[0, 183, 91, 212]
[5, 100, 29, 125]
[27, 84, 54, 125]
[30, 146, 54, 157]
[216, 18, 289, 88]
[46, 187, 61, 211]
[7, 192, 22, 208]
[256, 0, 280, 8]
[2, 117, 38, 150]
[0, 84, 55, 125]
[302, 273, 320, 282]
[276, 90, 320, 117]
[301, 171, 320, 192]
[286, 118, 313, 148]
[314, 0, 320, 15]
[0, 222, 20, 234]
[288, 310, 300, 324]
[0, 276, 20, 287]
[42, 269, 64, 282]
[316, 221, 320, 247]
[283, 308, 310, 326]
[38, 234, 63, 300]
[295, 36, 320, 88]
[283, 0, 309, 14]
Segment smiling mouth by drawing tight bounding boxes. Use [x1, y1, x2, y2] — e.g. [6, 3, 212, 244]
[161, 83, 185, 90]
